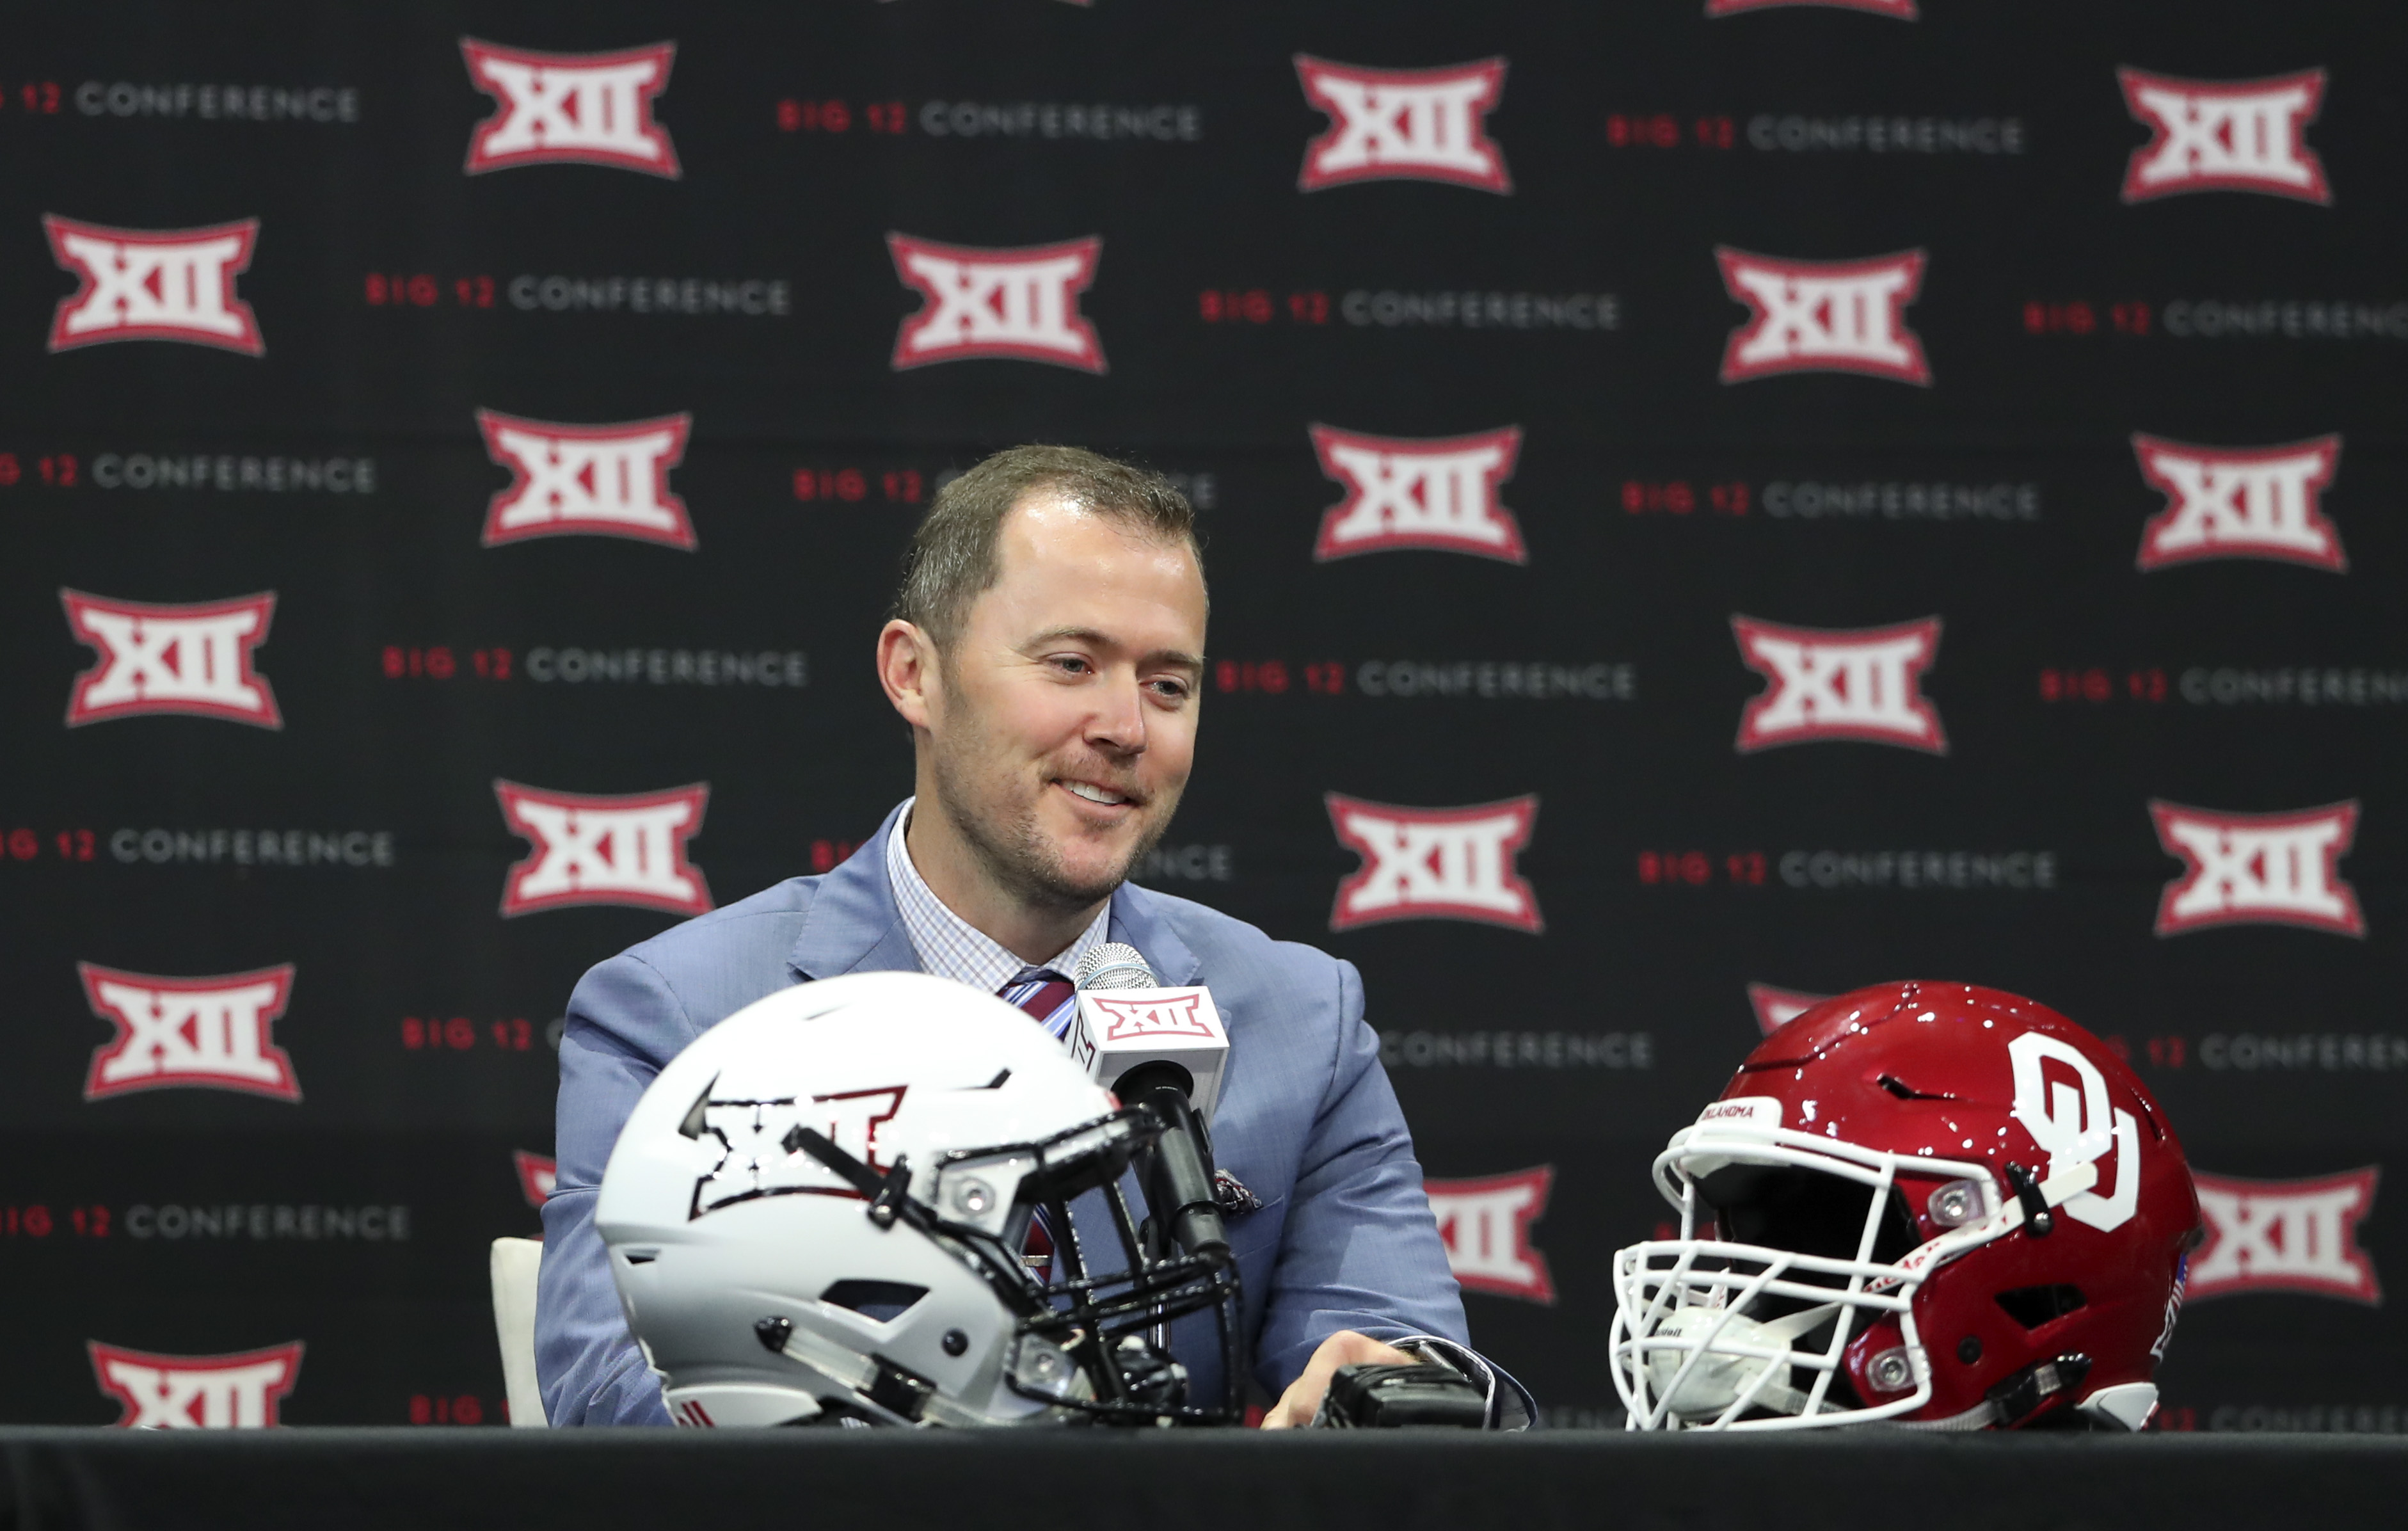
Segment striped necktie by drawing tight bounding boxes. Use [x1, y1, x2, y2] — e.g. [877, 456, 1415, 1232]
[1003, 967, 1078, 1039]
[1003, 968, 1076, 1277]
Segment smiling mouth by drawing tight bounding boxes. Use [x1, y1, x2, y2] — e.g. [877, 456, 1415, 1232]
[1060, 780, 1137, 808]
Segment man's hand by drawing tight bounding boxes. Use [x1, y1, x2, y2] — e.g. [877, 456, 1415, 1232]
[1257, 1330, 1416, 1429]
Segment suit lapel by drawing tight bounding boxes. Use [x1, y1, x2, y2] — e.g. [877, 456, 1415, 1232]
[1109, 879, 1200, 987]
[786, 802, 921, 981]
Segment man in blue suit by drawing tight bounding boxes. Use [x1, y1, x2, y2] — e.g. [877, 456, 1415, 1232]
[538, 446, 1518, 1427]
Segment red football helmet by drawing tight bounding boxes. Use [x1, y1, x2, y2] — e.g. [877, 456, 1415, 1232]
[1610, 982, 2198, 1431]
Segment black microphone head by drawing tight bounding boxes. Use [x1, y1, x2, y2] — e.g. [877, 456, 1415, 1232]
[1072, 942, 1156, 991]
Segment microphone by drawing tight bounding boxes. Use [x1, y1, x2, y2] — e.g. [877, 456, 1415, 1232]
[1067, 945, 1230, 1123]
[1069, 944, 1229, 1267]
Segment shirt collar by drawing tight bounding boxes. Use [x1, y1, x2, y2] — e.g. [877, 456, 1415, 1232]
[884, 797, 1109, 991]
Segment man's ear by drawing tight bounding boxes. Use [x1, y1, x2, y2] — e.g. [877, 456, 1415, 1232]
[877, 619, 939, 731]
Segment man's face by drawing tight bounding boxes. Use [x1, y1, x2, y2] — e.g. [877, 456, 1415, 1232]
[924, 493, 1208, 911]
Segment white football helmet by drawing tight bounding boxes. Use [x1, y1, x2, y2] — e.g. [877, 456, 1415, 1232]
[596, 971, 1241, 1428]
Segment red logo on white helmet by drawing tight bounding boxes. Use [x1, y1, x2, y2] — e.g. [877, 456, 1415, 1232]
[90, 1341, 304, 1428]
[1309, 424, 1526, 563]
[692, 1086, 909, 1216]
[1426, 1167, 1554, 1303]
[461, 38, 680, 177]
[2133, 434, 2344, 573]
[477, 410, 696, 550]
[1294, 56, 1510, 193]
[1716, 248, 1930, 385]
[2149, 800, 2364, 938]
[79, 963, 300, 1103]
[2119, 68, 2329, 205]
[44, 216, 263, 356]
[1746, 983, 1831, 1038]
[2189, 1168, 2379, 1303]
[1733, 616, 1945, 753]
[514, 1150, 558, 1208]
[495, 780, 713, 917]
[1327, 794, 1542, 933]
[61, 589, 282, 728]
[887, 234, 1105, 372]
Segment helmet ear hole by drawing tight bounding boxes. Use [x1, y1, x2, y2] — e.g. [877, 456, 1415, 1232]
[1995, 1284, 2087, 1329]
[820, 1279, 930, 1324]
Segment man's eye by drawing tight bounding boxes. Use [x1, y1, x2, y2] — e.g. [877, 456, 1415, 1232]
[1149, 679, 1191, 701]
[1051, 656, 1092, 675]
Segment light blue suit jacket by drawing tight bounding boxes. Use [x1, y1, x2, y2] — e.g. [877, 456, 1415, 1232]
[536, 804, 1469, 1425]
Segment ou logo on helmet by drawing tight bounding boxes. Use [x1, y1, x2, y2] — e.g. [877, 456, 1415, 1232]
[2007, 1032, 2141, 1232]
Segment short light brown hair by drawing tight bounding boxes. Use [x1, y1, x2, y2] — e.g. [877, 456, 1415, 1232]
[893, 445, 1201, 647]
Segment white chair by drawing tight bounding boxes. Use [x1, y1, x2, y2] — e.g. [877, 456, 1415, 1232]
[490, 1237, 548, 1427]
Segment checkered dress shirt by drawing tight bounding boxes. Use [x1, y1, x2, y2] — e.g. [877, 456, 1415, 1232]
[884, 798, 1107, 1038]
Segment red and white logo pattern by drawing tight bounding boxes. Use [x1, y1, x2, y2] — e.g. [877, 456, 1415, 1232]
[495, 780, 713, 918]
[1293, 56, 1510, 194]
[461, 38, 680, 177]
[44, 216, 264, 357]
[1089, 992, 1217, 1042]
[1309, 424, 1526, 563]
[1426, 1167, 1554, 1303]
[2133, 433, 2345, 573]
[1327, 794, 1542, 934]
[693, 1086, 908, 1215]
[2119, 68, 2329, 205]
[79, 963, 300, 1103]
[1708, 0, 1917, 15]
[1733, 616, 1945, 753]
[888, 234, 1105, 373]
[2009, 1031, 2142, 1233]
[2190, 1167, 2380, 1303]
[1746, 983, 1831, 1038]
[2150, 800, 2364, 938]
[61, 589, 282, 728]
[1716, 248, 1930, 385]
[477, 410, 696, 550]
[90, 1341, 304, 1429]
[514, 1150, 558, 1208]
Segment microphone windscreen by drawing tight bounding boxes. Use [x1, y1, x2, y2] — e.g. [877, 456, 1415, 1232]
[1072, 942, 1156, 991]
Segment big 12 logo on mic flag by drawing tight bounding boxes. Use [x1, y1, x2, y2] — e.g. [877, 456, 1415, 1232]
[44, 216, 264, 356]
[1732, 616, 1945, 753]
[1309, 424, 1526, 563]
[61, 589, 282, 728]
[1716, 248, 1930, 385]
[79, 963, 301, 1103]
[90, 1341, 305, 1428]
[461, 38, 680, 177]
[2149, 800, 2364, 937]
[1293, 56, 1510, 193]
[1425, 1167, 1554, 1303]
[887, 234, 1105, 372]
[2118, 68, 2329, 205]
[477, 410, 696, 550]
[2189, 1167, 2380, 1303]
[495, 780, 713, 917]
[1327, 794, 1542, 933]
[2132, 433, 2345, 573]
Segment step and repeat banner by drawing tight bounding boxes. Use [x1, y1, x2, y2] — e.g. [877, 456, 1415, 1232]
[1, 1, 2402, 1434]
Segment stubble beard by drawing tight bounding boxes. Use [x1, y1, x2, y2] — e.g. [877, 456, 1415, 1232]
[928, 700, 1182, 916]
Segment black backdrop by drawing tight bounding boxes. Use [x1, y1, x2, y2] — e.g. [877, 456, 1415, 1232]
[2, 0, 2402, 1434]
